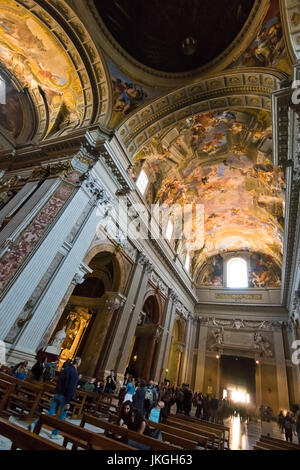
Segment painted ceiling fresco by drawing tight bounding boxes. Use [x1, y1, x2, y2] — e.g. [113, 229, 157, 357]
[0, 76, 23, 139]
[230, 0, 292, 75]
[106, 59, 162, 128]
[0, 0, 84, 137]
[133, 108, 286, 279]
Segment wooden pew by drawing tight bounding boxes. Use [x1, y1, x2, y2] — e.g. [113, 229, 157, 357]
[0, 417, 68, 450]
[255, 440, 285, 450]
[0, 379, 15, 413]
[259, 435, 300, 451]
[167, 416, 222, 449]
[80, 413, 179, 450]
[146, 420, 200, 450]
[0, 372, 44, 420]
[173, 413, 230, 449]
[253, 444, 269, 450]
[108, 413, 208, 449]
[33, 413, 134, 450]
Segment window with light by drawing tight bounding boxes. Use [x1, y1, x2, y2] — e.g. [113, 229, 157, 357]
[136, 170, 149, 195]
[227, 258, 248, 288]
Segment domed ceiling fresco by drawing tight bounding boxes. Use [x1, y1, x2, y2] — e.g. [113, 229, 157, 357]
[132, 107, 285, 284]
[0, 0, 84, 137]
[0, 76, 23, 139]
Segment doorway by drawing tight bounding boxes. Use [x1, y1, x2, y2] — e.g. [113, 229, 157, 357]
[220, 355, 256, 405]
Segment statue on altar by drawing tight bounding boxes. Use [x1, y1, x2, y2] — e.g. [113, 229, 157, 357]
[45, 326, 67, 355]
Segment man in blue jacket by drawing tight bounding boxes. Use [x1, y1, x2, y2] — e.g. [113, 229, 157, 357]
[29, 357, 81, 437]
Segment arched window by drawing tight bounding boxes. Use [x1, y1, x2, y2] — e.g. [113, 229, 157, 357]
[227, 258, 248, 288]
[136, 169, 149, 195]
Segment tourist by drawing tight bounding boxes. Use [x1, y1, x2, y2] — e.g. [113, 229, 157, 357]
[103, 369, 117, 395]
[278, 410, 284, 432]
[10, 361, 28, 378]
[144, 380, 158, 416]
[31, 357, 46, 381]
[61, 358, 72, 372]
[296, 412, 300, 444]
[95, 380, 104, 394]
[29, 357, 81, 438]
[283, 412, 294, 443]
[83, 377, 96, 392]
[119, 400, 133, 428]
[149, 401, 165, 424]
[43, 359, 58, 382]
[124, 377, 136, 402]
[175, 387, 184, 414]
[14, 362, 28, 381]
[195, 392, 204, 419]
[76, 373, 85, 389]
[132, 379, 147, 416]
[126, 408, 153, 450]
[182, 384, 193, 416]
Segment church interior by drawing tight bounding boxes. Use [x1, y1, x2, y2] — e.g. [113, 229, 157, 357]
[0, 0, 300, 452]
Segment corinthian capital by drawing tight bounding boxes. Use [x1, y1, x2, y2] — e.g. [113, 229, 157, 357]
[80, 171, 111, 206]
[138, 252, 153, 273]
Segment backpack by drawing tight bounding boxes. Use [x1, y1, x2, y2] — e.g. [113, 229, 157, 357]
[145, 388, 154, 402]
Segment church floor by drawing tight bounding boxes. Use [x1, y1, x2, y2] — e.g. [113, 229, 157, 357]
[0, 413, 291, 451]
[224, 416, 286, 450]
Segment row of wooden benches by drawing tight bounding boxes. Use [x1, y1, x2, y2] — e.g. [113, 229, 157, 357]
[254, 435, 300, 451]
[0, 370, 232, 450]
[0, 371, 119, 420]
[0, 409, 231, 451]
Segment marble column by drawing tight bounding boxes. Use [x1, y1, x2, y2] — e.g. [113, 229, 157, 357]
[194, 322, 208, 393]
[179, 315, 192, 385]
[111, 254, 152, 377]
[81, 292, 126, 378]
[0, 185, 89, 342]
[185, 317, 197, 386]
[102, 259, 144, 376]
[273, 329, 290, 411]
[155, 291, 178, 384]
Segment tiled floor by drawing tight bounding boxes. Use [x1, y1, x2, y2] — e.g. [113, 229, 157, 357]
[0, 414, 293, 451]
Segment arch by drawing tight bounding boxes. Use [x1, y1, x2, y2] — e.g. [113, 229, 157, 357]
[142, 289, 163, 325]
[115, 68, 286, 159]
[84, 242, 127, 294]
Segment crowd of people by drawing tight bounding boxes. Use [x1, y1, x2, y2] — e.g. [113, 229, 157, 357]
[277, 410, 300, 444]
[3, 355, 300, 447]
